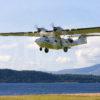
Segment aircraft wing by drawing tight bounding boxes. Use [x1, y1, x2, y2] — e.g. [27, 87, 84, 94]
[0, 31, 41, 37]
[0, 27, 100, 37]
[64, 27, 100, 35]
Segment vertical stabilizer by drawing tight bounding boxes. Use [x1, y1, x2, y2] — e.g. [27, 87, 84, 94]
[78, 35, 87, 44]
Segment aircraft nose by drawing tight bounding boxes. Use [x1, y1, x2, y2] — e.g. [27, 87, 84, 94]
[35, 38, 40, 44]
[35, 38, 42, 45]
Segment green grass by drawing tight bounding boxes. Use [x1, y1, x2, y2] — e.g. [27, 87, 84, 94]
[0, 94, 100, 100]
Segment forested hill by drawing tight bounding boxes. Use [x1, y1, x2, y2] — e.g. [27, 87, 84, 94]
[0, 69, 100, 83]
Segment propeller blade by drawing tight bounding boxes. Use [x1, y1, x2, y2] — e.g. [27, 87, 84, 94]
[52, 26, 63, 32]
[34, 25, 47, 33]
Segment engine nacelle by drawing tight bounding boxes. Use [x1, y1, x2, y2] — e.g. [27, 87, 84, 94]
[53, 26, 63, 32]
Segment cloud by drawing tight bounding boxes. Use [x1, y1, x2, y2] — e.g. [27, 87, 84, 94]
[26, 43, 39, 49]
[25, 37, 39, 49]
[56, 57, 70, 64]
[0, 55, 11, 62]
[74, 37, 100, 67]
[0, 36, 100, 71]
[0, 44, 18, 49]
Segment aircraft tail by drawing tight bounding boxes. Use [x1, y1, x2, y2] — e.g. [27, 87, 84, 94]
[78, 36, 87, 44]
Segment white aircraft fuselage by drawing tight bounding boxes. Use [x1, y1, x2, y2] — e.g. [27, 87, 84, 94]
[35, 35, 87, 53]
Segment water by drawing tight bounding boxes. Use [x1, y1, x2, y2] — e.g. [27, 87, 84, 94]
[0, 83, 100, 95]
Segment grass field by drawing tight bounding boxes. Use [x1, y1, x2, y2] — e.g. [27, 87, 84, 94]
[0, 94, 100, 100]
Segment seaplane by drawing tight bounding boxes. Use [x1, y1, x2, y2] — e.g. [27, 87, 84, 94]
[0, 26, 100, 53]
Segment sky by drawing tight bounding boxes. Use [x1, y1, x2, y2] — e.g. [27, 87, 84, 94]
[0, 0, 100, 71]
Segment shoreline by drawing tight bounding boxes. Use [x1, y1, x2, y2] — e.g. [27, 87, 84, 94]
[0, 93, 100, 97]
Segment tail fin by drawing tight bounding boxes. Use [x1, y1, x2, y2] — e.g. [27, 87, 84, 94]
[78, 36, 87, 44]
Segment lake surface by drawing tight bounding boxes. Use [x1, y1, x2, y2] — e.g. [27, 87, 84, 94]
[0, 83, 100, 95]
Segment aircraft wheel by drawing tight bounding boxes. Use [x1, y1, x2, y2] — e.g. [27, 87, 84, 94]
[44, 48, 49, 53]
[63, 47, 68, 52]
[40, 47, 42, 51]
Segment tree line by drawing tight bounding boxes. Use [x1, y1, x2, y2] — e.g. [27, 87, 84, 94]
[0, 69, 100, 83]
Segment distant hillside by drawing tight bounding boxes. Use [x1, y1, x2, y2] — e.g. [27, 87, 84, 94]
[0, 69, 100, 83]
[0, 69, 58, 83]
[54, 64, 100, 75]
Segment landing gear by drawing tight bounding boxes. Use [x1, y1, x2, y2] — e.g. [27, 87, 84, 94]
[63, 47, 68, 52]
[39, 47, 49, 53]
[44, 48, 49, 53]
[39, 47, 42, 51]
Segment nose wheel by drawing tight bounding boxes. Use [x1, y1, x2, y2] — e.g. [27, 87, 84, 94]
[39, 47, 42, 51]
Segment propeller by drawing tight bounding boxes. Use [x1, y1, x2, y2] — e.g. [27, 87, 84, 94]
[34, 25, 41, 33]
[51, 24, 63, 32]
[34, 25, 47, 33]
[51, 24, 56, 31]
